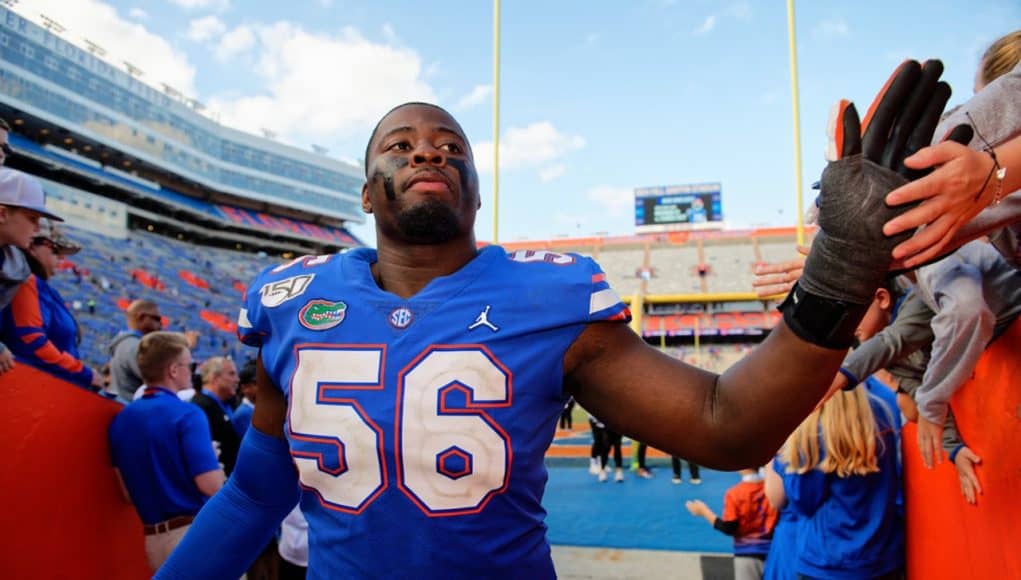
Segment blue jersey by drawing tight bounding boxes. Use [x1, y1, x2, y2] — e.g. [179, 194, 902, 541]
[238, 246, 629, 579]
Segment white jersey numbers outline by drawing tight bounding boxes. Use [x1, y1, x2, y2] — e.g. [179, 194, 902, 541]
[288, 344, 512, 517]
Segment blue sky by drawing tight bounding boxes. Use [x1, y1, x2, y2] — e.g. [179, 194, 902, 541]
[19, 0, 1021, 246]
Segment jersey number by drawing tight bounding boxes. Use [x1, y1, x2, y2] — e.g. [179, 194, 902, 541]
[288, 345, 512, 517]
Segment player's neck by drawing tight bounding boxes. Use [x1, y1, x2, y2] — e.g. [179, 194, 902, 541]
[373, 238, 479, 299]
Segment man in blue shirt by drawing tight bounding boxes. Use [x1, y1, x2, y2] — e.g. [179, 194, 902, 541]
[108, 331, 224, 572]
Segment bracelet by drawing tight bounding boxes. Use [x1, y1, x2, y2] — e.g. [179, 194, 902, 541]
[967, 112, 1008, 205]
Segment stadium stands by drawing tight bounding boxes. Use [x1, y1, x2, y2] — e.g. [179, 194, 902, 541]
[50, 226, 270, 370]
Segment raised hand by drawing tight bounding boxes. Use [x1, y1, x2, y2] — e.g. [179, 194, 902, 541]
[800, 60, 953, 307]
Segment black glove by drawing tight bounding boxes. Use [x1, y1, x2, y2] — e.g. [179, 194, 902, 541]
[801, 59, 954, 306]
[785, 60, 970, 349]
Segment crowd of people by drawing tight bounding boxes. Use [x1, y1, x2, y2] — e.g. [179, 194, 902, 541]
[0, 25, 1017, 580]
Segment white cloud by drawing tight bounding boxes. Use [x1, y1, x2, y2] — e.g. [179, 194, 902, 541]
[24, 0, 197, 95]
[207, 22, 436, 144]
[694, 15, 716, 35]
[538, 164, 566, 182]
[586, 185, 634, 217]
[216, 25, 255, 61]
[813, 18, 850, 40]
[473, 122, 585, 174]
[128, 7, 148, 20]
[187, 15, 226, 42]
[169, 0, 230, 12]
[455, 84, 492, 110]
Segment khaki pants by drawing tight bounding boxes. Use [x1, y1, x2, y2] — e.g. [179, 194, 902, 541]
[144, 524, 191, 572]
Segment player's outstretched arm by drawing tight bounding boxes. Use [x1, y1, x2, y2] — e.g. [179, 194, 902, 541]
[569, 60, 963, 470]
[156, 354, 299, 579]
[566, 321, 845, 469]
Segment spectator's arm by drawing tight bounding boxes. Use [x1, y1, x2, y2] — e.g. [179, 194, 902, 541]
[841, 293, 935, 384]
[764, 459, 786, 510]
[685, 499, 737, 535]
[885, 135, 1021, 267]
[194, 470, 225, 497]
[941, 409, 963, 455]
[0, 342, 14, 374]
[179, 406, 224, 495]
[9, 278, 93, 386]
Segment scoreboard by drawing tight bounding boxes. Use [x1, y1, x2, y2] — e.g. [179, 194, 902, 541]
[634, 182, 723, 233]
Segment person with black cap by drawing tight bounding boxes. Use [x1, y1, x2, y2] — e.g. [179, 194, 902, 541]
[0, 168, 63, 374]
[0, 217, 101, 390]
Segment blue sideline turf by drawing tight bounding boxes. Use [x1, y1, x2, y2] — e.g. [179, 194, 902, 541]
[544, 465, 735, 554]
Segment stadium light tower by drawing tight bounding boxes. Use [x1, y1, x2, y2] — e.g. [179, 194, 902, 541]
[123, 61, 144, 78]
[39, 14, 66, 35]
[83, 39, 107, 58]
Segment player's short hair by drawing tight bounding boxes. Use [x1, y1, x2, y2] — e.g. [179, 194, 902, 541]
[0, 118, 9, 132]
[199, 356, 233, 384]
[137, 331, 190, 385]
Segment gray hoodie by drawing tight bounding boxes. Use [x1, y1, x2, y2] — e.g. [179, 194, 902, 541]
[108, 329, 144, 402]
[0, 245, 30, 354]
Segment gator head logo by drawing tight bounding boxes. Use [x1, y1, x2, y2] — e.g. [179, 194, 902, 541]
[298, 300, 347, 330]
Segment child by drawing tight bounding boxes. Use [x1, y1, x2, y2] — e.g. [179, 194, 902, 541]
[686, 468, 777, 580]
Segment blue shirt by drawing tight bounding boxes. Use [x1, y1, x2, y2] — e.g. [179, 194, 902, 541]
[764, 459, 799, 580]
[0, 274, 92, 387]
[785, 396, 903, 579]
[232, 400, 254, 439]
[238, 246, 630, 579]
[108, 387, 221, 524]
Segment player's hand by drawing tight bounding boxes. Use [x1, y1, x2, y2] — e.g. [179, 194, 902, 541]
[883, 137, 993, 268]
[752, 245, 810, 298]
[800, 60, 954, 305]
[0, 348, 14, 374]
[684, 499, 710, 518]
[953, 446, 982, 505]
[916, 416, 945, 469]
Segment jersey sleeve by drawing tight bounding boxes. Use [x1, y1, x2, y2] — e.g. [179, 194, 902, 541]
[586, 262, 632, 324]
[179, 406, 222, 477]
[236, 264, 277, 348]
[8, 276, 92, 386]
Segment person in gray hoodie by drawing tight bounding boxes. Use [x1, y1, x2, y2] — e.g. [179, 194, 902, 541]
[0, 168, 64, 374]
[108, 299, 163, 402]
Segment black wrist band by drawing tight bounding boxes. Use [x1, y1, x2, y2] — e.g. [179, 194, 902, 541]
[778, 282, 868, 350]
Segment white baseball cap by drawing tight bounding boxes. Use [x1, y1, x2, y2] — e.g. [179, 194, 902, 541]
[0, 169, 63, 222]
